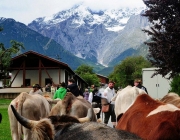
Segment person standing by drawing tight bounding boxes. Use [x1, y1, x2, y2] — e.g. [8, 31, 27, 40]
[51, 85, 56, 96]
[134, 79, 148, 94]
[83, 88, 89, 101]
[88, 88, 102, 119]
[29, 84, 43, 95]
[45, 83, 51, 92]
[67, 79, 80, 97]
[102, 81, 116, 128]
[53, 82, 67, 100]
[89, 84, 95, 92]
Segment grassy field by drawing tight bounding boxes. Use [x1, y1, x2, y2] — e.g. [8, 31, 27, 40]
[0, 99, 12, 140]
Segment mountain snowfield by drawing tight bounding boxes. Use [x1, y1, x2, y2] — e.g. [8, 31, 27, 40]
[28, 4, 149, 66]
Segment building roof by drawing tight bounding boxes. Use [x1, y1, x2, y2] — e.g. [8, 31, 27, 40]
[11, 50, 68, 67]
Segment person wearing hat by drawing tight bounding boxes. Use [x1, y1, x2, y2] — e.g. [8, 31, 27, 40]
[67, 79, 80, 97]
[83, 88, 90, 101]
[53, 82, 67, 100]
[29, 84, 43, 95]
[134, 79, 148, 94]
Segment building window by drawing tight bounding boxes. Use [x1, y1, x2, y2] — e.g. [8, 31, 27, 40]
[25, 79, 31, 87]
[45, 78, 52, 86]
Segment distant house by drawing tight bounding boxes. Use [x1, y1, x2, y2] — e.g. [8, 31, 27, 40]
[0, 51, 88, 98]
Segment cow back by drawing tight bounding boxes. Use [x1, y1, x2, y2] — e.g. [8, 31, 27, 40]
[161, 92, 180, 108]
[115, 86, 146, 118]
[116, 94, 180, 140]
[54, 122, 141, 140]
[50, 92, 97, 121]
[8, 92, 51, 140]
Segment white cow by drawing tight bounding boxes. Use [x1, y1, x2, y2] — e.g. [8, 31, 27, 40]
[114, 86, 146, 119]
[8, 92, 51, 140]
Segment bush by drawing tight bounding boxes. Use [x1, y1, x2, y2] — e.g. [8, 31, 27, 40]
[169, 75, 180, 95]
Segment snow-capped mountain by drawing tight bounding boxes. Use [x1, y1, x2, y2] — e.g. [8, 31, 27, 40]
[28, 4, 149, 66]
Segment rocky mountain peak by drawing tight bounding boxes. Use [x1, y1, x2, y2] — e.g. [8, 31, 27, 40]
[28, 4, 149, 66]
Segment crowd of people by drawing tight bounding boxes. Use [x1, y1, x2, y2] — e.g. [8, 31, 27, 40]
[28, 78, 148, 128]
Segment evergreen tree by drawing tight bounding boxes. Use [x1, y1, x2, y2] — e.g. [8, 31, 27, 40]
[142, 0, 180, 78]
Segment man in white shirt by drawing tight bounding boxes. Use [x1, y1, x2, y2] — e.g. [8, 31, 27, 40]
[102, 81, 116, 128]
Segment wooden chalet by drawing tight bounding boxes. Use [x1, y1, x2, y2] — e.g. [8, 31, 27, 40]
[0, 51, 88, 98]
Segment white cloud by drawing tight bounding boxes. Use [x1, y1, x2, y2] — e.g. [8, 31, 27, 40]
[0, 0, 145, 25]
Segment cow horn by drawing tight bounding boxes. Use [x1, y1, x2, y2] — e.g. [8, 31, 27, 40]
[11, 105, 33, 129]
[78, 108, 93, 123]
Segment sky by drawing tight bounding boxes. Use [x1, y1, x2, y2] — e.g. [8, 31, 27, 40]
[0, 0, 146, 25]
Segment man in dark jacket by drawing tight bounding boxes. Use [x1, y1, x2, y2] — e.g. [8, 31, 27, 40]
[88, 88, 102, 119]
[134, 79, 148, 94]
[67, 79, 80, 97]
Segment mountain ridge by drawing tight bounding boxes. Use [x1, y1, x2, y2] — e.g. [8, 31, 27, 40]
[0, 4, 150, 76]
[28, 5, 148, 66]
[0, 17, 105, 71]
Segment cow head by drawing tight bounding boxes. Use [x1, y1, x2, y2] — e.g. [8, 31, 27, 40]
[11, 105, 54, 140]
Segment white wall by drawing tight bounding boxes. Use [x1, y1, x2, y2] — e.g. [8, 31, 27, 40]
[10, 69, 66, 87]
[0, 81, 3, 87]
[11, 70, 23, 87]
[142, 68, 172, 99]
[41, 69, 58, 86]
[60, 69, 65, 82]
[26, 70, 39, 86]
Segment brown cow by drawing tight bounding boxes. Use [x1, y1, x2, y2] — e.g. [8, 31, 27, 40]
[50, 92, 97, 122]
[160, 92, 179, 102]
[116, 94, 180, 140]
[160, 92, 180, 108]
[8, 92, 51, 140]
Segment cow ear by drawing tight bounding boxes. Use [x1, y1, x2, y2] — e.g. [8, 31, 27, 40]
[117, 113, 123, 122]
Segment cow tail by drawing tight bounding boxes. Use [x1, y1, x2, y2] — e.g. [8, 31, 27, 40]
[17, 92, 27, 138]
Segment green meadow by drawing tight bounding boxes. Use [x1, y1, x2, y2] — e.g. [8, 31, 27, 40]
[0, 99, 12, 140]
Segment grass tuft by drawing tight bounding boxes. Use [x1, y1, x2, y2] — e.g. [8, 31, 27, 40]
[0, 99, 12, 140]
